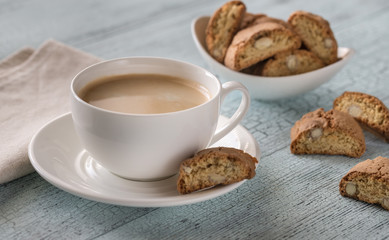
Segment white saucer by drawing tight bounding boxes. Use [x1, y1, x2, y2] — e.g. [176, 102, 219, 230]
[28, 113, 260, 207]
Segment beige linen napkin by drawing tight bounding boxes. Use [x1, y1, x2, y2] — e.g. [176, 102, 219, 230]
[0, 39, 101, 184]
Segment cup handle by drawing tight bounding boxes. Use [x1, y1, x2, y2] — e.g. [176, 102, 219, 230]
[209, 81, 250, 145]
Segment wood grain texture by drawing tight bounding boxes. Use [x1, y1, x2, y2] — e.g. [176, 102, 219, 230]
[1, 0, 389, 239]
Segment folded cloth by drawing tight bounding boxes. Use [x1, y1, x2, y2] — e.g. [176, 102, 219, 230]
[0, 39, 101, 184]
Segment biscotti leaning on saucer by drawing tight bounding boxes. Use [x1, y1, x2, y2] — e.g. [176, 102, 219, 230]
[333, 91, 389, 142]
[339, 156, 389, 210]
[288, 10, 338, 65]
[290, 108, 365, 158]
[177, 147, 258, 194]
[224, 22, 301, 71]
[205, 1, 246, 63]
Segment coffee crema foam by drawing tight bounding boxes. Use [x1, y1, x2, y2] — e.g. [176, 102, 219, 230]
[79, 73, 211, 114]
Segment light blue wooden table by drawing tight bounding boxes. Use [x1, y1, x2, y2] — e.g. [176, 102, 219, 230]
[1, 0, 389, 239]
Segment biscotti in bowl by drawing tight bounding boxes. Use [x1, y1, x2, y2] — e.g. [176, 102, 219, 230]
[192, 2, 353, 100]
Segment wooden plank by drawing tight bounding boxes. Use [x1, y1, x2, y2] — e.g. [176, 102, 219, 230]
[1, 0, 389, 239]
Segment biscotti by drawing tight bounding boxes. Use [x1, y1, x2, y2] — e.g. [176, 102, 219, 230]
[224, 22, 301, 71]
[250, 15, 294, 31]
[240, 12, 266, 29]
[261, 49, 325, 76]
[205, 3, 340, 76]
[288, 11, 338, 65]
[240, 14, 292, 30]
[177, 147, 258, 194]
[333, 91, 389, 142]
[339, 156, 389, 210]
[290, 108, 365, 158]
[206, 1, 246, 63]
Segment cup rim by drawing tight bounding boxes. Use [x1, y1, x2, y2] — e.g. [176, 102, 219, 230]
[70, 56, 221, 117]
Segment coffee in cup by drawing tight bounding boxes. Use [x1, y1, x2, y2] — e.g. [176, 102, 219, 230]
[78, 73, 210, 114]
[71, 57, 250, 181]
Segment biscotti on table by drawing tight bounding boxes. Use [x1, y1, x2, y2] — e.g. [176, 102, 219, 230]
[334, 91, 389, 142]
[205, 1, 338, 77]
[290, 108, 365, 158]
[290, 91, 389, 158]
[340, 156, 389, 210]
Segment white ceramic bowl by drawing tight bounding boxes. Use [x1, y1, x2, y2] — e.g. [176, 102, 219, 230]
[191, 16, 354, 100]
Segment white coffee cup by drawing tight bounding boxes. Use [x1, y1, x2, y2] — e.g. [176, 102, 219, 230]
[70, 57, 250, 181]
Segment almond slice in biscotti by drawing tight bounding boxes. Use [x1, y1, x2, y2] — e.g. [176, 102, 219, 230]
[261, 49, 325, 76]
[224, 22, 301, 71]
[290, 108, 365, 158]
[177, 147, 258, 194]
[333, 91, 389, 142]
[288, 11, 338, 65]
[339, 156, 389, 210]
[206, 1, 246, 63]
